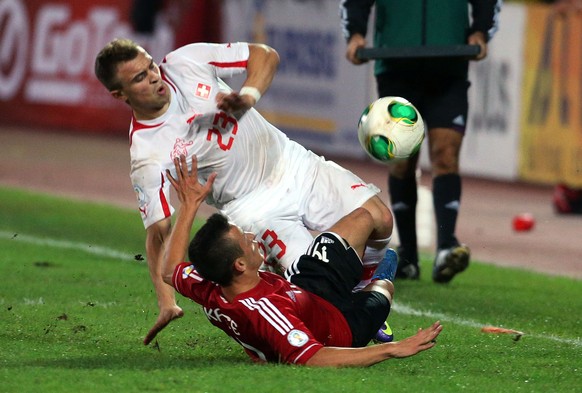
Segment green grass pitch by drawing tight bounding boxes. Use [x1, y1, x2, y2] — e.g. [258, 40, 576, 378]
[0, 186, 580, 393]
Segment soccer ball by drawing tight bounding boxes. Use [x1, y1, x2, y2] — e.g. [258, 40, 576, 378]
[357, 96, 425, 163]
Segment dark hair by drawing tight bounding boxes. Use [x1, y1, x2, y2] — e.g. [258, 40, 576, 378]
[94, 38, 141, 91]
[188, 213, 243, 286]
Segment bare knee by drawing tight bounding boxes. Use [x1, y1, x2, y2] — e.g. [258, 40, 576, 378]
[360, 196, 393, 239]
[388, 155, 419, 179]
[428, 127, 462, 175]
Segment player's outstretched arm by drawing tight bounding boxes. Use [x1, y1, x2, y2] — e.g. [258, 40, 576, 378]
[143, 216, 183, 345]
[143, 155, 216, 346]
[162, 154, 216, 286]
[305, 321, 443, 367]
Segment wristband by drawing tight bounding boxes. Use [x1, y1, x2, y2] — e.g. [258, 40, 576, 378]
[239, 86, 261, 104]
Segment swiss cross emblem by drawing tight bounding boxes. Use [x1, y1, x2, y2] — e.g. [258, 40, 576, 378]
[195, 83, 211, 99]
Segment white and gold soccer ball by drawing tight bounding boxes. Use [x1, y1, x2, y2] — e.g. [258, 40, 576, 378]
[357, 96, 425, 164]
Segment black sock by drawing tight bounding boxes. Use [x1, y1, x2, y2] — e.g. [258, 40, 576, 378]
[388, 176, 418, 263]
[433, 174, 461, 250]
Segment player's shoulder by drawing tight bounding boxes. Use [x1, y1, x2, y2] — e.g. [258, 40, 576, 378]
[166, 42, 247, 60]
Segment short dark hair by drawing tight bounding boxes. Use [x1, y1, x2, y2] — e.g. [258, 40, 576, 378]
[189, 213, 243, 286]
[94, 38, 141, 91]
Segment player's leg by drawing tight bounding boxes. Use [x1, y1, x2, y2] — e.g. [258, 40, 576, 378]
[285, 230, 392, 347]
[324, 207, 375, 258]
[301, 158, 393, 287]
[342, 278, 394, 347]
[429, 126, 463, 248]
[387, 153, 421, 279]
[376, 71, 423, 280]
[352, 195, 394, 290]
[300, 162, 397, 342]
[424, 77, 471, 283]
[366, 247, 398, 343]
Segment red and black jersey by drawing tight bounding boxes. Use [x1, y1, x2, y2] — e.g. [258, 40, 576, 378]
[172, 263, 352, 364]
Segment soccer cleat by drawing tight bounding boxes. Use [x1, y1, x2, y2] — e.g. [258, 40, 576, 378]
[432, 244, 470, 283]
[374, 321, 394, 343]
[371, 248, 399, 282]
[395, 247, 420, 280]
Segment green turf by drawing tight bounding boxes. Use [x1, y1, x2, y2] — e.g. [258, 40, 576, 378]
[0, 186, 580, 393]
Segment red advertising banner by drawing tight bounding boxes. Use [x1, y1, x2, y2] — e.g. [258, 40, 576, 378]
[0, 0, 220, 135]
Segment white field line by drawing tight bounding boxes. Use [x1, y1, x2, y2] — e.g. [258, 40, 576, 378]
[393, 303, 582, 348]
[0, 230, 136, 261]
[2, 231, 580, 348]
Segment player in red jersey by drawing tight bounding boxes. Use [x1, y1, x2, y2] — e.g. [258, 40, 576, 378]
[157, 154, 442, 366]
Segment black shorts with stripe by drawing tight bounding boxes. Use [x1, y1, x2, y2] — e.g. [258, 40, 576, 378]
[284, 232, 390, 347]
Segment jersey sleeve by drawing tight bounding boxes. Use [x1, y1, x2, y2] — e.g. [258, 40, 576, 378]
[339, 0, 375, 40]
[130, 159, 174, 229]
[164, 42, 250, 79]
[172, 262, 211, 304]
[469, 0, 502, 41]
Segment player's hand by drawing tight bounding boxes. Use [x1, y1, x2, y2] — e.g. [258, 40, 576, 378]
[387, 321, 443, 358]
[468, 31, 487, 61]
[216, 91, 255, 115]
[167, 155, 216, 209]
[143, 304, 184, 345]
[346, 34, 368, 65]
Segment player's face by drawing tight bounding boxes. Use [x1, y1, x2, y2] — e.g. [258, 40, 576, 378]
[112, 48, 170, 120]
[230, 225, 264, 268]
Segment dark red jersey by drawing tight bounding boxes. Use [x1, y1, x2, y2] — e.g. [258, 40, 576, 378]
[173, 263, 352, 364]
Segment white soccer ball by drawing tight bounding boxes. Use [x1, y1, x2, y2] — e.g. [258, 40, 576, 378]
[357, 96, 425, 164]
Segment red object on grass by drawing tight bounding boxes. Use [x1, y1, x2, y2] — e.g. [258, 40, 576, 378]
[512, 213, 535, 232]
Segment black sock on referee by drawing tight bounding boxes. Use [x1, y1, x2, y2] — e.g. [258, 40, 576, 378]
[433, 173, 461, 250]
[388, 175, 418, 263]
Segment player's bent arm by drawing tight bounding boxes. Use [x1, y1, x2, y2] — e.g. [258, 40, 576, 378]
[305, 321, 443, 367]
[216, 44, 279, 113]
[242, 44, 280, 100]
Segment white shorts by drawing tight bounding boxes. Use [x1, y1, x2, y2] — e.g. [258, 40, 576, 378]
[222, 144, 380, 270]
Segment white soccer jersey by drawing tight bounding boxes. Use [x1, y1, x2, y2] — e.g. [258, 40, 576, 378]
[129, 42, 379, 268]
[130, 42, 289, 226]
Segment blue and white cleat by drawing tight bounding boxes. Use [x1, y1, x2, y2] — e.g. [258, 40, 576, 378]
[372, 248, 399, 282]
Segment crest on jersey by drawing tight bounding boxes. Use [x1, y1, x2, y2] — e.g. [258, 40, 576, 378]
[287, 329, 309, 347]
[170, 138, 194, 160]
[195, 83, 212, 99]
[181, 264, 200, 280]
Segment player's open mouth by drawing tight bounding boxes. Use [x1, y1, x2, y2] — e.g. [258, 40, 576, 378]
[157, 85, 166, 95]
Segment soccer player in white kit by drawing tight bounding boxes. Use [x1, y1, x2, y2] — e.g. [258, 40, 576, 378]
[94, 38, 393, 345]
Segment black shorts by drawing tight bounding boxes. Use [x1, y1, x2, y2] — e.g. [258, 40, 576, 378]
[377, 70, 470, 133]
[285, 232, 390, 347]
